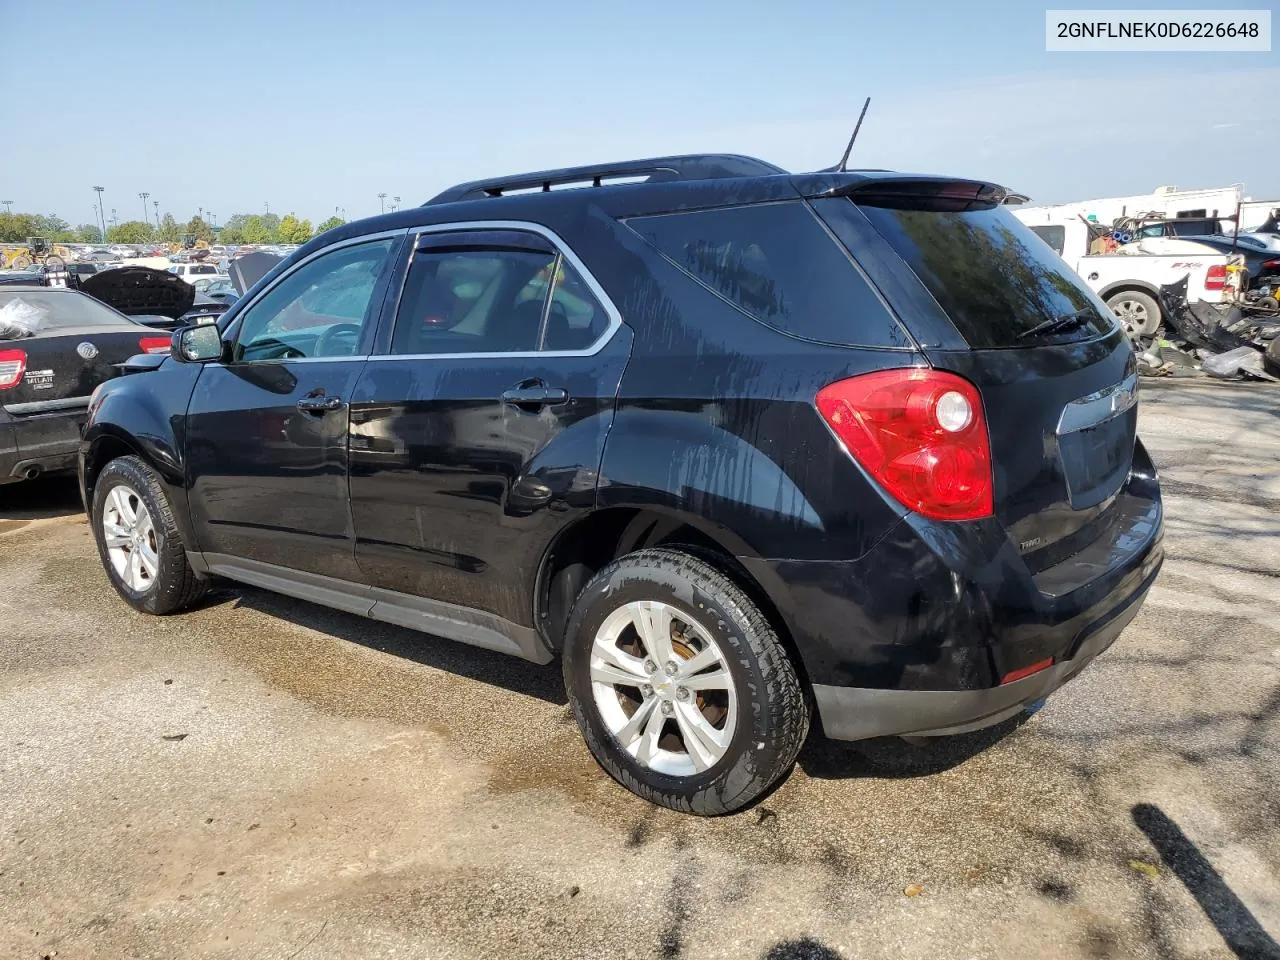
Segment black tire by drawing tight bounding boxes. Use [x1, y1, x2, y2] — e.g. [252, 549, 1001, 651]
[1107, 289, 1162, 340]
[562, 548, 808, 815]
[91, 456, 206, 615]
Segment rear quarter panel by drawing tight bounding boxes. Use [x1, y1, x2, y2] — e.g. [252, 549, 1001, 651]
[582, 205, 912, 563]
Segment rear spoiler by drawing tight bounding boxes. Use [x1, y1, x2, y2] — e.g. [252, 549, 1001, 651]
[795, 173, 1017, 210]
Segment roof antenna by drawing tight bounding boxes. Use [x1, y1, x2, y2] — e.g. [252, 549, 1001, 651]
[837, 97, 871, 172]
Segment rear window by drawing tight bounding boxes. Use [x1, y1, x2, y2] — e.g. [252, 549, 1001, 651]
[627, 201, 908, 348]
[855, 200, 1114, 348]
[0, 291, 129, 329]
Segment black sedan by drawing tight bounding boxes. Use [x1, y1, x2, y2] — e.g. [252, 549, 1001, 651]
[0, 287, 171, 484]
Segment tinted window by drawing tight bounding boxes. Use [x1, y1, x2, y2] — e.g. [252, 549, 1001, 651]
[627, 201, 903, 347]
[542, 260, 610, 350]
[0, 290, 129, 329]
[1169, 219, 1218, 237]
[1028, 225, 1066, 255]
[856, 201, 1114, 348]
[390, 246, 555, 355]
[234, 239, 393, 361]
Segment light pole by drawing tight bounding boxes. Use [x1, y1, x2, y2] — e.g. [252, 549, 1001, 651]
[378, 192, 387, 214]
[1, 200, 11, 214]
[392, 195, 401, 212]
[264, 201, 270, 215]
[93, 186, 106, 242]
[198, 206, 203, 223]
[110, 208, 118, 228]
[138, 192, 150, 225]
[152, 200, 159, 229]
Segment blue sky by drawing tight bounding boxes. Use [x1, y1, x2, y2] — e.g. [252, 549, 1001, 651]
[2, 0, 1276, 227]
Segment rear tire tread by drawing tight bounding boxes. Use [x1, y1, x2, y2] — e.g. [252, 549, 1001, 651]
[563, 547, 808, 815]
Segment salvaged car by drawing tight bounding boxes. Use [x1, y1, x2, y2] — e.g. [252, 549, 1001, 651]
[80, 154, 1164, 814]
[0, 287, 170, 483]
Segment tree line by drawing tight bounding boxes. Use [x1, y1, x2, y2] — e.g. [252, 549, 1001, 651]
[0, 211, 348, 247]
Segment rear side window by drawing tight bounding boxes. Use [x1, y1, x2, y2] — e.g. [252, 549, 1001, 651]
[627, 201, 907, 347]
[855, 200, 1114, 348]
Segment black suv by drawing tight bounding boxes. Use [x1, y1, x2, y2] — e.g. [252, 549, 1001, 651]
[81, 155, 1163, 815]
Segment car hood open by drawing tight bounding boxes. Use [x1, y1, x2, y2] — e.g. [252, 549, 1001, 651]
[228, 252, 283, 295]
[80, 266, 195, 319]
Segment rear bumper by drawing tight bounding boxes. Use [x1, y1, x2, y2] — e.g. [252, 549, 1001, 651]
[741, 440, 1164, 741]
[0, 403, 88, 483]
[811, 564, 1155, 740]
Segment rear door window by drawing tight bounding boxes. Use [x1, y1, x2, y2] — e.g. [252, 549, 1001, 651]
[626, 201, 909, 348]
[854, 199, 1115, 348]
[390, 245, 555, 355]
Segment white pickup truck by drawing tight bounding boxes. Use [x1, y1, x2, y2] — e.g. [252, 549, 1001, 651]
[1017, 217, 1237, 339]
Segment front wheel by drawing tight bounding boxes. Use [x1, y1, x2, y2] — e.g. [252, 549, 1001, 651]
[10, 254, 32, 270]
[563, 548, 808, 815]
[91, 456, 207, 614]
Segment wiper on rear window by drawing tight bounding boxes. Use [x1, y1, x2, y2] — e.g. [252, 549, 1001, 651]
[1017, 308, 1094, 341]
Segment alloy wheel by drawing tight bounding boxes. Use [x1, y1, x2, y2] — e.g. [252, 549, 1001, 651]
[589, 600, 738, 777]
[101, 484, 160, 593]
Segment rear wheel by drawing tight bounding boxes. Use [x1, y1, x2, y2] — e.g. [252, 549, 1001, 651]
[563, 548, 808, 815]
[91, 456, 206, 614]
[1107, 290, 1161, 340]
[10, 255, 32, 270]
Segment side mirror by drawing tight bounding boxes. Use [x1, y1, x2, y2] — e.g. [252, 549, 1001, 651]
[172, 324, 226, 363]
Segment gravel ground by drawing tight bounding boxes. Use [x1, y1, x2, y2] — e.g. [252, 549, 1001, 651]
[1, 381, 1277, 960]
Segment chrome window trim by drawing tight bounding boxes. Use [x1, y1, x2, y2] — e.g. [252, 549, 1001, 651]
[1055, 372, 1139, 435]
[368, 219, 623, 361]
[220, 229, 408, 359]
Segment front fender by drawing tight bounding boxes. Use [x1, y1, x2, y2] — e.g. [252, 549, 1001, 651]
[81, 359, 203, 548]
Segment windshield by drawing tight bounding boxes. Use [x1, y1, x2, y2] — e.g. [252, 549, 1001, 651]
[0, 290, 132, 329]
[855, 200, 1115, 348]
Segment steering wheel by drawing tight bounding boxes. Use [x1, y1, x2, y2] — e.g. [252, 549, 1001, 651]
[312, 323, 363, 357]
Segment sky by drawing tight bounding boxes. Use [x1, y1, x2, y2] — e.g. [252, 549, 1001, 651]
[2, 0, 1277, 228]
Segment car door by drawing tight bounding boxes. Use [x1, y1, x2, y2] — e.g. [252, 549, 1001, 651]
[185, 231, 402, 581]
[347, 225, 630, 627]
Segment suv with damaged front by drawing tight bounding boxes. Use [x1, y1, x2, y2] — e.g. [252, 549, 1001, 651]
[80, 155, 1163, 815]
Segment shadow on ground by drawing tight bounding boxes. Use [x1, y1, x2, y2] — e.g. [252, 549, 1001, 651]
[798, 710, 1033, 780]
[1133, 804, 1280, 960]
[228, 584, 567, 706]
[0, 474, 82, 523]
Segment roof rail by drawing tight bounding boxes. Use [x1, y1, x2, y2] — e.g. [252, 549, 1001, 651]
[425, 154, 787, 205]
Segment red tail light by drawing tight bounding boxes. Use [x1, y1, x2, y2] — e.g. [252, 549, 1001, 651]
[1263, 259, 1280, 272]
[816, 368, 993, 521]
[139, 336, 172, 354]
[1204, 265, 1227, 291]
[0, 348, 26, 390]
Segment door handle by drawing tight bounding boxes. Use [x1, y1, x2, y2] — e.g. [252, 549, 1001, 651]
[296, 395, 344, 413]
[501, 385, 569, 407]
